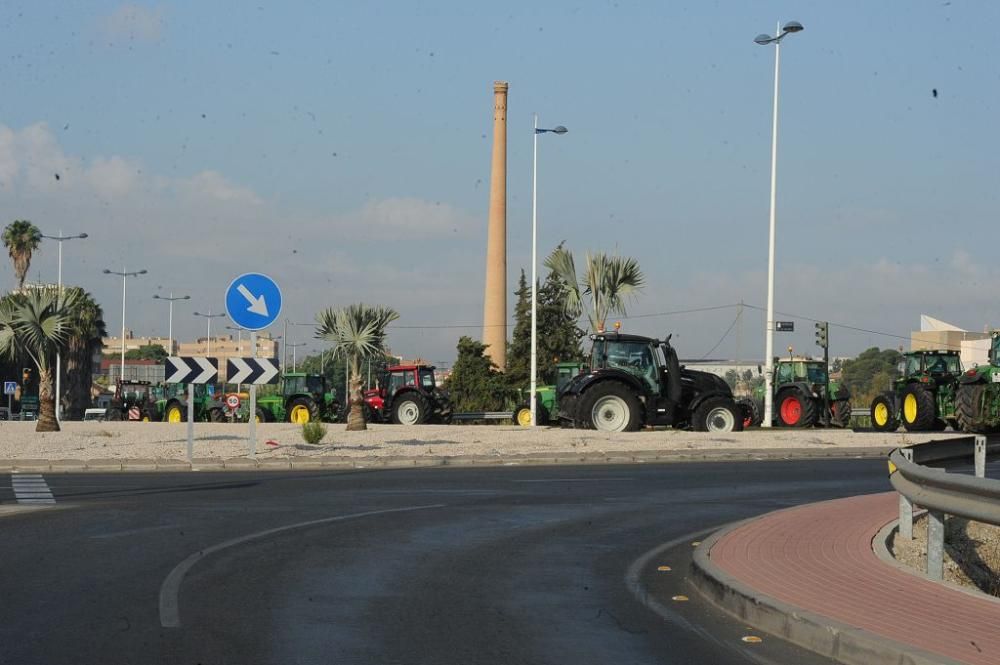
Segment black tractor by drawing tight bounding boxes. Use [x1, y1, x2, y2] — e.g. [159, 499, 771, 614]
[556, 331, 743, 432]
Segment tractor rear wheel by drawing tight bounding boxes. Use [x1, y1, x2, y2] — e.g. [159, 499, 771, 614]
[288, 398, 320, 424]
[515, 405, 532, 427]
[776, 390, 816, 428]
[579, 381, 642, 432]
[255, 407, 267, 423]
[392, 393, 428, 425]
[870, 395, 898, 432]
[209, 407, 226, 423]
[736, 397, 761, 428]
[830, 399, 852, 428]
[105, 407, 123, 422]
[956, 383, 989, 433]
[693, 397, 743, 433]
[901, 384, 937, 431]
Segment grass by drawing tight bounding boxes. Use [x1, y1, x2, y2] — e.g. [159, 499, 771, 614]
[301, 422, 327, 445]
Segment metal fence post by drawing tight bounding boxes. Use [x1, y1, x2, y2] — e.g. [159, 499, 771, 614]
[975, 435, 987, 479]
[927, 509, 945, 580]
[899, 448, 914, 540]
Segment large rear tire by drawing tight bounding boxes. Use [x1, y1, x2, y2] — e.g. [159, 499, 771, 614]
[578, 382, 642, 432]
[956, 383, 994, 433]
[900, 384, 937, 431]
[830, 399, 852, 428]
[288, 397, 320, 424]
[392, 393, 428, 425]
[736, 397, 761, 428]
[693, 397, 744, 433]
[776, 390, 816, 428]
[870, 395, 898, 432]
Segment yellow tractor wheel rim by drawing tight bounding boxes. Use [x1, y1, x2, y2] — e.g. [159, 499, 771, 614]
[290, 405, 310, 423]
[873, 403, 889, 426]
[903, 394, 918, 423]
[516, 408, 532, 426]
[255, 414, 263, 423]
[167, 407, 183, 423]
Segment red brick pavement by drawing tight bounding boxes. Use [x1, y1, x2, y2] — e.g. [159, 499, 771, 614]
[710, 492, 1000, 665]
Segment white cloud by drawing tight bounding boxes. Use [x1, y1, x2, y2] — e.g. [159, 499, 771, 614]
[174, 171, 263, 207]
[100, 3, 164, 43]
[88, 156, 141, 199]
[353, 197, 478, 236]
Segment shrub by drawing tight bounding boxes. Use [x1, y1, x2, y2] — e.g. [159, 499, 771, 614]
[301, 422, 327, 445]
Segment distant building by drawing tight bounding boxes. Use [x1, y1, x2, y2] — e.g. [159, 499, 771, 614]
[911, 315, 990, 369]
[102, 329, 175, 356]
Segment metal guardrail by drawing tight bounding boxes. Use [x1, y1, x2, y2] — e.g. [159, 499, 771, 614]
[888, 435, 1000, 579]
[450, 411, 514, 422]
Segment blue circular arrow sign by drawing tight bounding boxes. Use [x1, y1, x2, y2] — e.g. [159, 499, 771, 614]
[225, 273, 282, 331]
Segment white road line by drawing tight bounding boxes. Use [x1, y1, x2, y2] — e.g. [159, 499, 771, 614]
[91, 524, 181, 540]
[159, 503, 446, 629]
[11, 474, 55, 504]
[512, 477, 635, 483]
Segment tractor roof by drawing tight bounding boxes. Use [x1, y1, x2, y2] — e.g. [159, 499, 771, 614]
[387, 364, 435, 372]
[590, 332, 656, 344]
[905, 349, 961, 357]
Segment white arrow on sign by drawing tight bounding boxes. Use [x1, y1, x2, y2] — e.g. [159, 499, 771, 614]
[228, 358, 253, 384]
[194, 359, 217, 384]
[236, 284, 268, 316]
[258, 361, 279, 384]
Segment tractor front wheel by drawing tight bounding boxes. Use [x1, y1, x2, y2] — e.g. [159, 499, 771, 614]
[736, 397, 761, 428]
[164, 402, 184, 423]
[776, 390, 816, 428]
[693, 397, 743, 433]
[870, 395, 898, 432]
[392, 393, 428, 425]
[209, 408, 226, 423]
[515, 405, 532, 427]
[901, 384, 937, 431]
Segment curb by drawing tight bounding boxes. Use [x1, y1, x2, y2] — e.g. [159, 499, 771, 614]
[689, 518, 962, 665]
[0, 446, 893, 474]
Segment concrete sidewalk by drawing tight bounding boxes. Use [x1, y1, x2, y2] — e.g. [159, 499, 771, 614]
[692, 492, 1000, 665]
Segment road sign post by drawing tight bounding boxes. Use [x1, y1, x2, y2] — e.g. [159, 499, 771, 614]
[225, 273, 282, 458]
[187, 383, 195, 462]
[4, 381, 15, 420]
[164, 358, 218, 462]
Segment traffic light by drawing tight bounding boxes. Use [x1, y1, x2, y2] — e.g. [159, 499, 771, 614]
[815, 322, 829, 349]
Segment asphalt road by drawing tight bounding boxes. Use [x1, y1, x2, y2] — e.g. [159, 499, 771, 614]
[0, 460, 892, 665]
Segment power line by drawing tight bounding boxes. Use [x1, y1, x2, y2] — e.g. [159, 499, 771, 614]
[699, 310, 742, 359]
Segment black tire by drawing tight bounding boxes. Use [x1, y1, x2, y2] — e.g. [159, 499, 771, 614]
[956, 383, 993, 433]
[736, 397, 761, 428]
[776, 390, 816, 428]
[391, 392, 428, 425]
[577, 381, 642, 432]
[209, 407, 226, 423]
[830, 399, 852, 428]
[105, 407, 123, 422]
[693, 396, 744, 433]
[535, 404, 550, 426]
[254, 407, 268, 423]
[900, 384, 937, 431]
[288, 397, 320, 423]
[870, 394, 898, 432]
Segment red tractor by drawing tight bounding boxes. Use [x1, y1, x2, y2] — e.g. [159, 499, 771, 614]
[361, 365, 451, 425]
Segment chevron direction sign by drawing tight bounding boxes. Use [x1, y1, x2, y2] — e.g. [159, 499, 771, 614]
[227, 358, 280, 385]
[165, 357, 219, 384]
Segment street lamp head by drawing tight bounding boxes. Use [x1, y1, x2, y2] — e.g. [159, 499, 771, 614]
[782, 21, 804, 34]
[153, 295, 161, 300]
[551, 126, 568, 135]
[77, 233, 89, 239]
[754, 33, 774, 45]
[103, 269, 112, 274]
[138, 269, 148, 275]
[182, 295, 191, 300]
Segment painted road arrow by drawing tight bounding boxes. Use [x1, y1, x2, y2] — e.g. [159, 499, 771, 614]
[226, 358, 280, 385]
[165, 357, 219, 384]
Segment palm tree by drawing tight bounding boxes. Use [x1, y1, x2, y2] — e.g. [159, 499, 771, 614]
[2, 220, 43, 290]
[315, 304, 399, 431]
[0, 288, 79, 431]
[63, 289, 107, 420]
[544, 244, 645, 333]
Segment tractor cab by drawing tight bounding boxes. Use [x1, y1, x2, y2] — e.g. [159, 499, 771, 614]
[107, 380, 157, 421]
[284, 372, 327, 400]
[590, 335, 662, 395]
[899, 351, 962, 379]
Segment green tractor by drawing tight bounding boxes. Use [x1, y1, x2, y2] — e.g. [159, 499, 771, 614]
[740, 358, 851, 428]
[256, 372, 341, 423]
[955, 333, 1000, 433]
[870, 350, 962, 432]
[513, 362, 587, 426]
[158, 383, 226, 423]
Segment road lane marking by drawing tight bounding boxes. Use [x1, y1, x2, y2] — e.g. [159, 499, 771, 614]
[512, 477, 634, 483]
[90, 524, 182, 540]
[159, 503, 446, 628]
[11, 474, 55, 504]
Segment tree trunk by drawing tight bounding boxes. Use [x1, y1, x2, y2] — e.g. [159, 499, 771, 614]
[346, 376, 367, 431]
[36, 367, 60, 432]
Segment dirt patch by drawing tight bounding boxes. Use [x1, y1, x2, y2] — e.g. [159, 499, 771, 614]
[891, 514, 1000, 597]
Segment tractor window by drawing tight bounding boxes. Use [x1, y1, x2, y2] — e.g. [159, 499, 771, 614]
[905, 356, 922, 377]
[992, 337, 1000, 366]
[306, 376, 325, 394]
[388, 372, 407, 394]
[606, 341, 658, 394]
[285, 376, 306, 394]
[776, 363, 792, 384]
[590, 340, 606, 371]
[418, 369, 435, 389]
[806, 365, 827, 384]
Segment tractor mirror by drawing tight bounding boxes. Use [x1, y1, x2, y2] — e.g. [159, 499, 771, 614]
[757, 364, 762, 375]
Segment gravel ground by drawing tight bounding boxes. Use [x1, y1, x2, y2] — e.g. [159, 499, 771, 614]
[891, 514, 1000, 597]
[0, 421, 964, 460]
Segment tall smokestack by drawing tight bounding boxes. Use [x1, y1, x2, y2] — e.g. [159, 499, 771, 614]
[482, 81, 508, 370]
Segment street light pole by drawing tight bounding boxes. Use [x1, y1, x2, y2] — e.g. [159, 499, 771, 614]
[42, 231, 87, 422]
[153, 293, 191, 355]
[529, 115, 568, 427]
[103, 267, 147, 385]
[755, 20, 803, 428]
[194, 310, 225, 356]
[288, 342, 306, 372]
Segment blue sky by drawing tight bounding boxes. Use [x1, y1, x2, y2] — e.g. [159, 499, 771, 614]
[2, 1, 999, 365]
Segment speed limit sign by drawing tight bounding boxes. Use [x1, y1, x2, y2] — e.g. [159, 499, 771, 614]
[225, 393, 241, 410]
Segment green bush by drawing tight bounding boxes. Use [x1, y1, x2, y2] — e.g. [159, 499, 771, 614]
[301, 422, 327, 445]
